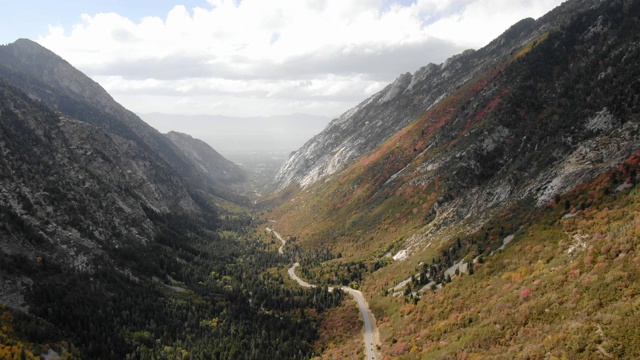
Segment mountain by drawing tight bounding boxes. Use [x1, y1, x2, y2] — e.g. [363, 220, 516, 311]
[273, 0, 604, 191]
[0, 76, 200, 289]
[0, 43, 340, 360]
[0, 38, 259, 288]
[164, 131, 247, 185]
[268, 0, 640, 357]
[271, 0, 640, 267]
[0, 39, 245, 201]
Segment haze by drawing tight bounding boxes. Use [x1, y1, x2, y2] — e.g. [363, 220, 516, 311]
[1, 0, 565, 154]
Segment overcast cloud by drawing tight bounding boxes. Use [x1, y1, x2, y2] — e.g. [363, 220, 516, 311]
[37, 0, 565, 118]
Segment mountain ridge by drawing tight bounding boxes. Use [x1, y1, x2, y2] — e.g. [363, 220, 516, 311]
[0, 77, 198, 275]
[0, 39, 246, 203]
[271, 0, 640, 257]
[273, 0, 604, 192]
[268, 0, 640, 357]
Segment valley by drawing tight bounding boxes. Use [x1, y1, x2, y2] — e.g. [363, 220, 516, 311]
[2, 0, 640, 359]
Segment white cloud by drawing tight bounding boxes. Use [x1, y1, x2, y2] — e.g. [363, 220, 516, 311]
[38, 0, 564, 117]
[422, 0, 565, 48]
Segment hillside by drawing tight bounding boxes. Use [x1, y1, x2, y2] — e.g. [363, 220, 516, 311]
[0, 78, 199, 273]
[267, 0, 640, 358]
[165, 131, 247, 185]
[0, 43, 341, 359]
[273, 0, 604, 192]
[0, 39, 245, 203]
[271, 0, 640, 255]
[364, 154, 640, 359]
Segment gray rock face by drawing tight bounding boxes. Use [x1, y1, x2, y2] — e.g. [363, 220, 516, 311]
[0, 80, 196, 271]
[342, 0, 640, 257]
[274, 0, 603, 191]
[273, 27, 530, 190]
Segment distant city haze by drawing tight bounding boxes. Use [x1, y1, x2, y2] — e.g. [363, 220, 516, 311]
[140, 112, 330, 156]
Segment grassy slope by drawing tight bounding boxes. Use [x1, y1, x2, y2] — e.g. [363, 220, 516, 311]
[370, 153, 640, 359]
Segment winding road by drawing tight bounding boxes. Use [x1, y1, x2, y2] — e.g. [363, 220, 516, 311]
[268, 228, 379, 360]
[266, 226, 286, 254]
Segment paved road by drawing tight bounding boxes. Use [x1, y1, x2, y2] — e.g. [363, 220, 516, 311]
[269, 227, 379, 359]
[287, 263, 379, 360]
[342, 287, 377, 360]
[266, 227, 286, 254]
[288, 263, 316, 288]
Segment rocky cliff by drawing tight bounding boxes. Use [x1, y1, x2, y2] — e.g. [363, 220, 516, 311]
[274, 0, 604, 191]
[0, 79, 199, 275]
[270, 0, 640, 258]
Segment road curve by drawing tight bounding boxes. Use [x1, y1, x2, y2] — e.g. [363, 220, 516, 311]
[268, 227, 379, 359]
[287, 263, 379, 360]
[266, 227, 286, 254]
[288, 263, 316, 288]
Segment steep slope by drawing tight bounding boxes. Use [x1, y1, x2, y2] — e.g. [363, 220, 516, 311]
[0, 78, 198, 275]
[0, 66, 343, 360]
[268, 0, 640, 357]
[369, 155, 640, 359]
[0, 39, 242, 200]
[165, 131, 247, 185]
[271, 0, 640, 256]
[274, 0, 603, 191]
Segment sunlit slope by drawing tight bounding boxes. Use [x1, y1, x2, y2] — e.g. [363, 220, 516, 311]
[367, 151, 640, 359]
[268, 1, 640, 357]
[269, 0, 640, 263]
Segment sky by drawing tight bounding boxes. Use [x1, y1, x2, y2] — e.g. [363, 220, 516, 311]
[1, 0, 566, 119]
